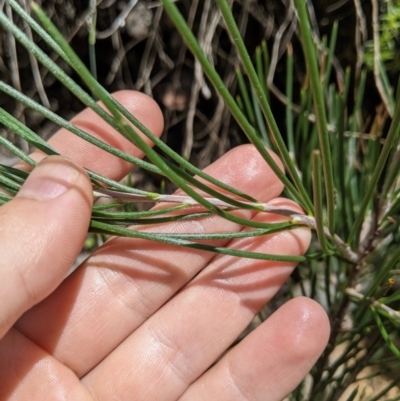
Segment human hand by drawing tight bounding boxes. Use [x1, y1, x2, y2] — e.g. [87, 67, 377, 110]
[0, 91, 329, 401]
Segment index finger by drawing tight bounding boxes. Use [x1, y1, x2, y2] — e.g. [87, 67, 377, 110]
[18, 90, 164, 179]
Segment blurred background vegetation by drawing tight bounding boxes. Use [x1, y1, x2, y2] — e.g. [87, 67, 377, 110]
[2, 0, 395, 169]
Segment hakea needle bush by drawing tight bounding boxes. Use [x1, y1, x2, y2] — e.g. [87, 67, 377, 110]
[1, 0, 400, 399]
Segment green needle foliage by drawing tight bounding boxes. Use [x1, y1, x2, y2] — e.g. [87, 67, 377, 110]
[1, 0, 400, 399]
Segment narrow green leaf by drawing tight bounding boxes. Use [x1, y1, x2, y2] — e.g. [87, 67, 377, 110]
[90, 220, 306, 262]
[379, 290, 400, 306]
[312, 150, 331, 253]
[92, 204, 190, 220]
[90, 171, 157, 197]
[0, 164, 29, 180]
[161, 0, 313, 214]
[0, 80, 161, 175]
[91, 223, 294, 240]
[255, 46, 268, 101]
[286, 44, 295, 155]
[0, 166, 27, 186]
[260, 40, 270, 103]
[366, 246, 400, 298]
[371, 307, 400, 358]
[0, 134, 36, 167]
[236, 95, 245, 113]
[323, 21, 338, 92]
[0, 172, 21, 192]
[250, 86, 270, 147]
[294, 0, 335, 233]
[0, 107, 58, 156]
[87, 6, 98, 81]
[236, 68, 256, 125]
[348, 79, 400, 245]
[214, 0, 313, 213]
[378, 59, 395, 113]
[6, 0, 66, 57]
[0, 192, 13, 204]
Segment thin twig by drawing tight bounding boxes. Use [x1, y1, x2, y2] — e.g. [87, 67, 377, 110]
[267, 0, 296, 99]
[96, 0, 139, 39]
[266, 0, 338, 132]
[353, 0, 367, 81]
[234, 0, 275, 38]
[135, 6, 164, 93]
[105, 36, 143, 85]
[93, 187, 360, 263]
[346, 287, 400, 321]
[182, 0, 212, 160]
[197, 0, 242, 165]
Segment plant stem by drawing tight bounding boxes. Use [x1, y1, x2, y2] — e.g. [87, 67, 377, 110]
[94, 187, 359, 263]
[346, 288, 400, 322]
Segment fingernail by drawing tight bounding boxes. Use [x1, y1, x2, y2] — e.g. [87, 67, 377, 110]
[17, 157, 81, 201]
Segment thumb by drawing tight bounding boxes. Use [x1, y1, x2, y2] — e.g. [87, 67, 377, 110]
[0, 156, 92, 338]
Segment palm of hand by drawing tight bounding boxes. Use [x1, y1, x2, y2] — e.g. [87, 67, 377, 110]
[0, 91, 329, 401]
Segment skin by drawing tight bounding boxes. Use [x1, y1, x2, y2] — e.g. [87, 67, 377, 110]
[0, 91, 330, 401]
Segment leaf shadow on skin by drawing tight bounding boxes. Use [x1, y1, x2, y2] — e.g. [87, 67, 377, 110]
[154, 225, 310, 390]
[15, 235, 220, 378]
[184, 210, 309, 321]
